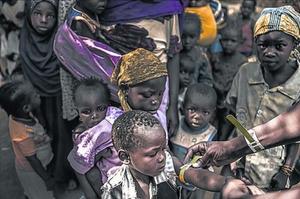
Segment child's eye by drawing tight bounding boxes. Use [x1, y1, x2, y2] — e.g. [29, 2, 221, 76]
[47, 15, 55, 19]
[148, 151, 158, 157]
[203, 111, 210, 116]
[97, 105, 107, 112]
[142, 92, 152, 98]
[188, 108, 196, 113]
[275, 44, 284, 50]
[81, 109, 91, 115]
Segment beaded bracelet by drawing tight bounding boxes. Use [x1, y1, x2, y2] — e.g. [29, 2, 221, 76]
[178, 156, 202, 184]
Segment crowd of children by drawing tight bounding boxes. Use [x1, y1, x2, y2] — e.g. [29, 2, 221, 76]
[0, 0, 300, 199]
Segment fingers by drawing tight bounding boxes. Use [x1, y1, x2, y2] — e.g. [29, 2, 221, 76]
[183, 142, 207, 164]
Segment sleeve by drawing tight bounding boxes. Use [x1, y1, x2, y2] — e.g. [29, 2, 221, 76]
[15, 138, 36, 157]
[225, 70, 240, 114]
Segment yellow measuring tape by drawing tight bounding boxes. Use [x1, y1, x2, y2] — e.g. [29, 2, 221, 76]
[225, 114, 255, 143]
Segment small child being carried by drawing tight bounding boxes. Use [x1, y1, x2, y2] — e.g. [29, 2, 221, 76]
[67, 77, 123, 198]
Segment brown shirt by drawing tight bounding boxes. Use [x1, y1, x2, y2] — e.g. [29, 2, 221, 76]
[226, 61, 300, 187]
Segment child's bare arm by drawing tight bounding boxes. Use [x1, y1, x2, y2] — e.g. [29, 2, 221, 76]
[172, 155, 225, 192]
[25, 154, 54, 190]
[75, 171, 98, 199]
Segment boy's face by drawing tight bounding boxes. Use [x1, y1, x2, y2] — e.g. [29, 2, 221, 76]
[179, 58, 195, 88]
[183, 93, 215, 129]
[255, 31, 295, 73]
[182, 22, 200, 51]
[75, 87, 108, 128]
[128, 125, 166, 177]
[127, 76, 166, 114]
[30, 2, 56, 35]
[220, 31, 241, 55]
[241, 0, 255, 18]
[79, 0, 107, 14]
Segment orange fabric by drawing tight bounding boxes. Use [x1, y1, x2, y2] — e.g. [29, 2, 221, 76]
[186, 5, 217, 47]
[9, 116, 36, 171]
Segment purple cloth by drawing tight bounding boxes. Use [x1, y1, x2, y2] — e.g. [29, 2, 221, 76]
[67, 106, 123, 183]
[53, 21, 122, 102]
[100, 0, 184, 25]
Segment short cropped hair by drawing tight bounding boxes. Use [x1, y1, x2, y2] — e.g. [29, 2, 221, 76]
[112, 110, 161, 151]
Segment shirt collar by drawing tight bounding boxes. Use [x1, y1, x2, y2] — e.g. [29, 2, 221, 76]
[248, 61, 300, 100]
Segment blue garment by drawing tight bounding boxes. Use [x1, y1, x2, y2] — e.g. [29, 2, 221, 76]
[100, 0, 183, 25]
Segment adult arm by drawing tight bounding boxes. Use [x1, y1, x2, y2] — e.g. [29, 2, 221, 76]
[184, 103, 300, 167]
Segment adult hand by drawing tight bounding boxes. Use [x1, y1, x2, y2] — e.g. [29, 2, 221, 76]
[270, 170, 290, 191]
[167, 104, 178, 137]
[183, 141, 240, 167]
[222, 178, 251, 199]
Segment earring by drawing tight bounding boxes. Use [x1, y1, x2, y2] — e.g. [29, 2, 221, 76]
[123, 159, 130, 165]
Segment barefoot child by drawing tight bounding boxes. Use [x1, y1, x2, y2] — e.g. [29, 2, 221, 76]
[0, 81, 54, 199]
[102, 110, 226, 198]
[67, 78, 123, 198]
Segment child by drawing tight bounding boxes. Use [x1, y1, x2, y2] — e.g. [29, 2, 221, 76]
[178, 55, 196, 112]
[67, 77, 123, 198]
[181, 13, 213, 87]
[102, 110, 226, 198]
[211, 17, 247, 140]
[171, 83, 217, 198]
[237, 0, 257, 57]
[226, 6, 300, 190]
[0, 81, 54, 199]
[19, 0, 75, 190]
[111, 48, 170, 137]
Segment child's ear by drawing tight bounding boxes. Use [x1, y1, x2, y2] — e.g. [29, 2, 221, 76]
[22, 104, 31, 113]
[118, 149, 130, 165]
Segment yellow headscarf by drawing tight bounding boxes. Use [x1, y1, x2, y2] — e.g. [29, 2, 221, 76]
[254, 6, 300, 41]
[111, 48, 168, 111]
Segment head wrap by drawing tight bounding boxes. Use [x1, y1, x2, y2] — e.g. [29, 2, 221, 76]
[254, 6, 300, 41]
[111, 48, 168, 111]
[20, 0, 60, 96]
[31, 0, 58, 11]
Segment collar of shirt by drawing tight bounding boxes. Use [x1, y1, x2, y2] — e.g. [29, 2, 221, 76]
[248, 61, 300, 100]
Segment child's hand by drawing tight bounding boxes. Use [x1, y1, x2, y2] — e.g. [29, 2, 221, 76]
[222, 178, 251, 199]
[270, 170, 290, 191]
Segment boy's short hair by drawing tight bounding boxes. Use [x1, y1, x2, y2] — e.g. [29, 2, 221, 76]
[243, 0, 257, 8]
[73, 76, 110, 103]
[112, 110, 161, 151]
[184, 12, 201, 35]
[183, 83, 217, 107]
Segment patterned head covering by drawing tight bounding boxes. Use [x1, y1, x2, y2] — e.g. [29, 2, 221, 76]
[254, 6, 300, 41]
[111, 48, 168, 111]
[31, 0, 58, 11]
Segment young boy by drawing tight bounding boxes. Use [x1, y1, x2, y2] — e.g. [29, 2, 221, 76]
[181, 13, 213, 87]
[178, 55, 196, 115]
[226, 6, 300, 191]
[212, 18, 247, 140]
[171, 83, 217, 198]
[102, 110, 226, 198]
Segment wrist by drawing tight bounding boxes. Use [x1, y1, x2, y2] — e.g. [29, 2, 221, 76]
[280, 165, 294, 176]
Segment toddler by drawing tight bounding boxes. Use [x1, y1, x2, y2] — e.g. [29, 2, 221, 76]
[67, 77, 122, 198]
[102, 110, 226, 198]
[178, 55, 196, 112]
[171, 83, 217, 198]
[0, 80, 54, 199]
